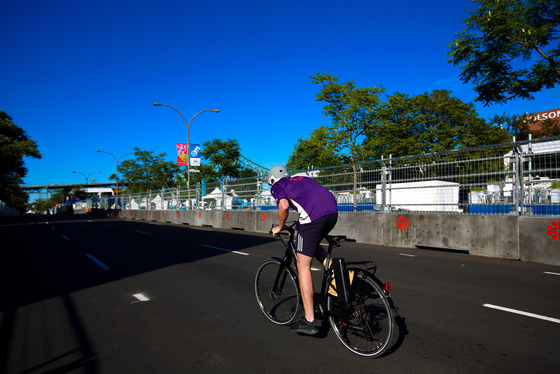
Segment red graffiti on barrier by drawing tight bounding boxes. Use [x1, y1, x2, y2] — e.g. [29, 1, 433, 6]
[547, 221, 560, 240]
[397, 216, 408, 230]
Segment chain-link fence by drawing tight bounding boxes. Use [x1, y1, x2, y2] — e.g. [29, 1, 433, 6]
[81, 137, 560, 216]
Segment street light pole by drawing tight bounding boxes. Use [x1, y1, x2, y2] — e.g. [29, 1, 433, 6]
[72, 171, 100, 185]
[96, 150, 133, 209]
[153, 102, 219, 209]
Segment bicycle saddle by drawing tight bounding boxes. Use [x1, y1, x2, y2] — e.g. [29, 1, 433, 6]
[326, 235, 347, 247]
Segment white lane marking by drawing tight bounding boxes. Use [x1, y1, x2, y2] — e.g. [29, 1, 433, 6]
[132, 293, 150, 302]
[105, 224, 114, 228]
[200, 244, 249, 256]
[544, 271, 560, 276]
[311, 267, 322, 272]
[399, 253, 416, 257]
[86, 254, 110, 270]
[51, 226, 56, 230]
[483, 304, 560, 324]
[135, 230, 151, 235]
[61, 234, 69, 240]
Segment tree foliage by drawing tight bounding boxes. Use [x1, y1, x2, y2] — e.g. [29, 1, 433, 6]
[311, 72, 384, 164]
[309, 72, 385, 211]
[364, 90, 511, 159]
[0, 111, 41, 211]
[448, 0, 560, 106]
[117, 147, 181, 193]
[287, 125, 342, 171]
[30, 185, 84, 212]
[199, 138, 242, 181]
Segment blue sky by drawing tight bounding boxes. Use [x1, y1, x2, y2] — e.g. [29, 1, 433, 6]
[2, 0, 559, 195]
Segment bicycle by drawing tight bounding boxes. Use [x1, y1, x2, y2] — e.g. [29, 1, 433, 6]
[254, 221, 398, 357]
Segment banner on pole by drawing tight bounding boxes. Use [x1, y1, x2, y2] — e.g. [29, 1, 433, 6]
[176, 143, 188, 166]
[190, 144, 201, 166]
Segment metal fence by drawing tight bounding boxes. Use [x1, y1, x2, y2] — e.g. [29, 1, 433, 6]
[78, 137, 560, 216]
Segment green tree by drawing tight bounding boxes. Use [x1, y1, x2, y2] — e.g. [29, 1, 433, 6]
[28, 185, 83, 212]
[118, 147, 181, 193]
[311, 72, 384, 211]
[365, 90, 511, 158]
[200, 139, 242, 181]
[311, 72, 384, 164]
[287, 125, 342, 171]
[448, 0, 560, 106]
[0, 111, 41, 211]
[487, 112, 530, 139]
[535, 117, 560, 138]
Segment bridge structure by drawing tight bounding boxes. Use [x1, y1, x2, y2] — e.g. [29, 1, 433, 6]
[22, 181, 117, 193]
[22, 154, 270, 198]
[237, 155, 269, 176]
[22, 182, 118, 202]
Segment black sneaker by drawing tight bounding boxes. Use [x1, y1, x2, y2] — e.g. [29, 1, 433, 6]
[290, 318, 319, 335]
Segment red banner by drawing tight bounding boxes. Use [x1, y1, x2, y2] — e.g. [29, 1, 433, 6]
[176, 143, 188, 166]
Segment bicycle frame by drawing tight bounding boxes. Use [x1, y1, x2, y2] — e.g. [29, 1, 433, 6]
[262, 221, 398, 357]
[272, 223, 376, 319]
[269, 224, 299, 297]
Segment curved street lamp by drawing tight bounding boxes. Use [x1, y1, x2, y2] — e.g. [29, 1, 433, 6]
[72, 171, 100, 185]
[153, 102, 220, 208]
[96, 150, 133, 209]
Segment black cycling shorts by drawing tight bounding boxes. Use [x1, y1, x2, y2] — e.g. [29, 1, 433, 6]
[296, 213, 338, 258]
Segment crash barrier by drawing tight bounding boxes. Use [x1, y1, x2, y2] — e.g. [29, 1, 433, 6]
[109, 208, 559, 266]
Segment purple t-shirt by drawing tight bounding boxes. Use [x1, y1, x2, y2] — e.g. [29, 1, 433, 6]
[271, 176, 338, 224]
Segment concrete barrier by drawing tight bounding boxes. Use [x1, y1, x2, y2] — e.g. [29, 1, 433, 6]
[115, 209, 560, 265]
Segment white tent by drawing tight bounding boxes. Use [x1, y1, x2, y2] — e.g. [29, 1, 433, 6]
[150, 194, 166, 209]
[256, 188, 274, 206]
[202, 187, 233, 209]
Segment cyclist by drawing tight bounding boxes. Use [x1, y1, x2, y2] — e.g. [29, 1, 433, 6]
[268, 165, 338, 335]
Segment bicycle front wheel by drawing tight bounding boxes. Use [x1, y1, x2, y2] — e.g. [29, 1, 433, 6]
[328, 270, 394, 357]
[255, 259, 301, 325]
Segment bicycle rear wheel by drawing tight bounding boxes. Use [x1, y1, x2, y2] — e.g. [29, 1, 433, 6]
[328, 269, 394, 357]
[255, 259, 301, 325]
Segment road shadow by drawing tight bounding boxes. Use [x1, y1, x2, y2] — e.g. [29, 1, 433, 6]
[0, 213, 278, 373]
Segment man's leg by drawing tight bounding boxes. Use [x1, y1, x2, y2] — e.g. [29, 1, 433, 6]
[314, 246, 329, 268]
[296, 253, 315, 323]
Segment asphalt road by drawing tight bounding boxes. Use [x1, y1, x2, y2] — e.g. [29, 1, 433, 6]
[1, 214, 559, 373]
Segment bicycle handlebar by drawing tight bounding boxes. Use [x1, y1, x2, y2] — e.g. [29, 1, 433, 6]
[269, 221, 297, 235]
